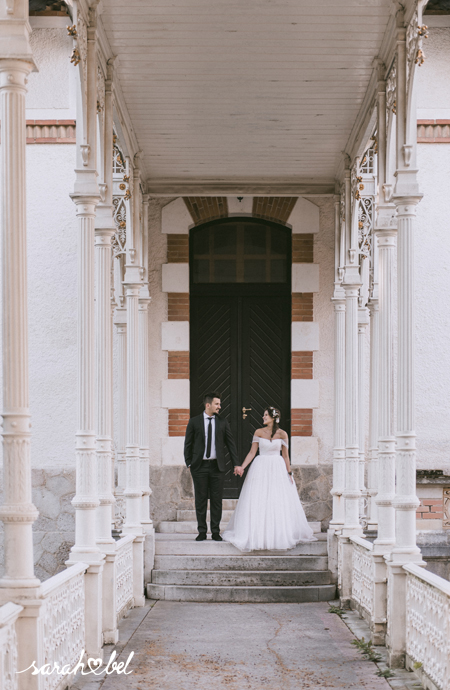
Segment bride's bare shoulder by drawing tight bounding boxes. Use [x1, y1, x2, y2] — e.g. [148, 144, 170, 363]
[276, 428, 289, 439]
[253, 428, 266, 437]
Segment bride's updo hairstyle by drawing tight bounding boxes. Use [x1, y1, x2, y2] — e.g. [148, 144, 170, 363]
[265, 406, 281, 438]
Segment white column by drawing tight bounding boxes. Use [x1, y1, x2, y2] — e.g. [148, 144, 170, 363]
[95, 59, 119, 644]
[330, 195, 346, 530]
[122, 160, 145, 605]
[358, 306, 369, 519]
[114, 306, 127, 520]
[139, 195, 155, 582]
[367, 297, 379, 530]
[330, 297, 346, 528]
[67, 7, 104, 657]
[373, 227, 396, 552]
[0, 10, 42, 683]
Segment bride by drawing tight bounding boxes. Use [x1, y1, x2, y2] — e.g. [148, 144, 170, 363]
[222, 406, 316, 552]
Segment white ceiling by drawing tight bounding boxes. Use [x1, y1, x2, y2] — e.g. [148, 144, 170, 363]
[102, 0, 392, 189]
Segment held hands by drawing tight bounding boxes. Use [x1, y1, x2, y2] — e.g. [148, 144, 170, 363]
[234, 465, 244, 477]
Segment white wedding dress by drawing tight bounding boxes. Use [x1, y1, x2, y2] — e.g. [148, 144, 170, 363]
[222, 436, 317, 552]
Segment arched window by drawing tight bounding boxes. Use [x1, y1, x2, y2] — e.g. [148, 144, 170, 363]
[190, 218, 291, 285]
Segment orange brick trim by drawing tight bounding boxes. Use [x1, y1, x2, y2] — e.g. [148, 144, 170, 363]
[168, 409, 190, 436]
[184, 197, 228, 225]
[417, 120, 450, 143]
[168, 352, 190, 379]
[168, 293, 189, 321]
[292, 293, 313, 322]
[291, 409, 313, 436]
[416, 498, 444, 520]
[292, 352, 313, 379]
[167, 235, 189, 263]
[252, 197, 297, 224]
[23, 120, 76, 144]
[292, 234, 314, 263]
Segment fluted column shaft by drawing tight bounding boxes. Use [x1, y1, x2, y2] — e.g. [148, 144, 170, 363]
[330, 297, 346, 526]
[115, 314, 127, 497]
[392, 201, 421, 560]
[374, 229, 396, 552]
[358, 310, 369, 518]
[367, 299, 379, 528]
[343, 283, 362, 534]
[0, 59, 39, 592]
[95, 229, 115, 544]
[139, 299, 152, 524]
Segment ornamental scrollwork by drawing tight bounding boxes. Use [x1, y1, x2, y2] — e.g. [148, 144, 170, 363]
[112, 196, 127, 257]
[113, 135, 126, 175]
[116, 540, 133, 618]
[406, 10, 428, 86]
[386, 59, 396, 119]
[358, 197, 373, 259]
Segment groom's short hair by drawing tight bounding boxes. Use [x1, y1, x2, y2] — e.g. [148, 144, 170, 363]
[203, 392, 220, 406]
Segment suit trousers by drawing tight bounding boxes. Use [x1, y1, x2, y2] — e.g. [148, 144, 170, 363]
[191, 460, 225, 535]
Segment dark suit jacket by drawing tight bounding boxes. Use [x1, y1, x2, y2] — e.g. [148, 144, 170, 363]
[184, 413, 239, 473]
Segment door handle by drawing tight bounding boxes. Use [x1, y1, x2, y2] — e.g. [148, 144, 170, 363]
[242, 407, 252, 420]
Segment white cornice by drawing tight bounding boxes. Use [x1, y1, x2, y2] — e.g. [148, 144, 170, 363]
[145, 181, 335, 197]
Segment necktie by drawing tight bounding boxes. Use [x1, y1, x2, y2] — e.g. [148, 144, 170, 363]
[206, 417, 212, 458]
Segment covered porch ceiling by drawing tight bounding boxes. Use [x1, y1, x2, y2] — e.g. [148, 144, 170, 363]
[101, 0, 398, 195]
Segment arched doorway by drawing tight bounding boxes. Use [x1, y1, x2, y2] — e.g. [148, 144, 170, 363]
[189, 217, 292, 497]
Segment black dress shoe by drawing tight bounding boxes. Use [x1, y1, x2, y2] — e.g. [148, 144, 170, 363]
[195, 533, 207, 541]
[211, 534, 223, 541]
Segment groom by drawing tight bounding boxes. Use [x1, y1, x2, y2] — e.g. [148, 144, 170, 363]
[184, 392, 239, 541]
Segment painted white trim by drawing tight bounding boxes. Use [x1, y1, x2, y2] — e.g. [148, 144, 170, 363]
[290, 437, 318, 466]
[291, 380, 319, 408]
[290, 197, 320, 234]
[162, 263, 189, 293]
[292, 322, 319, 351]
[292, 264, 320, 293]
[162, 379, 190, 409]
[161, 197, 193, 234]
[162, 437, 186, 466]
[161, 321, 190, 351]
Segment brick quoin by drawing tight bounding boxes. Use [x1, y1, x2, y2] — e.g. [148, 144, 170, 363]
[416, 498, 444, 519]
[291, 352, 313, 379]
[292, 234, 314, 263]
[291, 409, 313, 436]
[168, 293, 189, 321]
[292, 293, 313, 322]
[168, 409, 190, 437]
[252, 197, 297, 224]
[167, 234, 189, 263]
[168, 352, 190, 379]
[184, 197, 228, 224]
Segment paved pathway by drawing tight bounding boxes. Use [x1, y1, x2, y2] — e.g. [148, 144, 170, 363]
[73, 600, 400, 690]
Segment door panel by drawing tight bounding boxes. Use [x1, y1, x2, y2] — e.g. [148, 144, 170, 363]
[190, 294, 291, 498]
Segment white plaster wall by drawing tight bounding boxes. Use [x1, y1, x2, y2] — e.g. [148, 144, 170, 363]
[0, 145, 77, 469]
[27, 145, 77, 467]
[416, 28, 450, 119]
[305, 197, 335, 465]
[27, 27, 76, 120]
[416, 142, 450, 472]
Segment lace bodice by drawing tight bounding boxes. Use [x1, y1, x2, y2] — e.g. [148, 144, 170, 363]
[252, 435, 288, 456]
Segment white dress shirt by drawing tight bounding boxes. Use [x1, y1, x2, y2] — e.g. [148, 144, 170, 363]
[203, 411, 216, 459]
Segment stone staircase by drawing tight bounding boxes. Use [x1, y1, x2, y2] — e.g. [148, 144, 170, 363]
[147, 500, 336, 603]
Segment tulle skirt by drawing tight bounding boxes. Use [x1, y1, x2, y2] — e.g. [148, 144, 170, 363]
[222, 454, 317, 552]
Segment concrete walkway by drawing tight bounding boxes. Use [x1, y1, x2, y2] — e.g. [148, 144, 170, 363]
[73, 600, 403, 690]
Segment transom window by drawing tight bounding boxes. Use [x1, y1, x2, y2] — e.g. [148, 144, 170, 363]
[191, 220, 290, 284]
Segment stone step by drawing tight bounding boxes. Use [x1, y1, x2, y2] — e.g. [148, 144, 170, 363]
[154, 554, 329, 571]
[168, 517, 322, 534]
[176, 510, 234, 522]
[147, 583, 336, 603]
[151, 569, 332, 586]
[155, 537, 328, 556]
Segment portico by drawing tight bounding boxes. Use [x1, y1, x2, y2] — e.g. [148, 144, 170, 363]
[1, 1, 450, 689]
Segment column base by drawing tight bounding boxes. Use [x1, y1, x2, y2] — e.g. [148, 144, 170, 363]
[337, 535, 353, 608]
[16, 599, 44, 690]
[327, 527, 341, 582]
